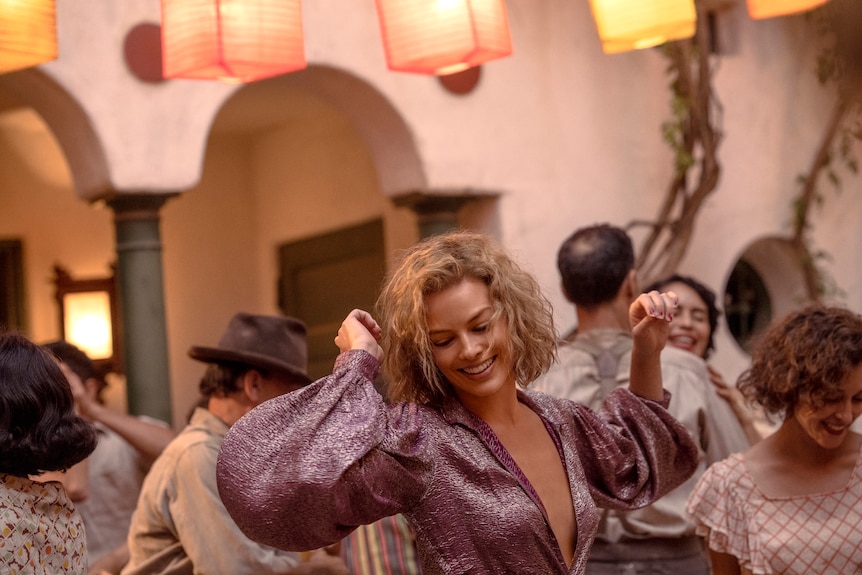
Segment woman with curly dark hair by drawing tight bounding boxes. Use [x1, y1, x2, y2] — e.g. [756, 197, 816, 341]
[687, 305, 862, 574]
[0, 331, 98, 572]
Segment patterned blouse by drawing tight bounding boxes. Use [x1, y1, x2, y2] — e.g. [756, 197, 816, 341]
[686, 448, 862, 574]
[1, 473, 87, 574]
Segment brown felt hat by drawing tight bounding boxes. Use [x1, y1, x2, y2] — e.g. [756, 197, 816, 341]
[188, 313, 311, 385]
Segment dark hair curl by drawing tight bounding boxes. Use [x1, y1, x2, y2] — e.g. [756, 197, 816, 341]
[557, 224, 634, 309]
[198, 362, 250, 398]
[737, 305, 862, 419]
[44, 339, 107, 398]
[0, 332, 98, 477]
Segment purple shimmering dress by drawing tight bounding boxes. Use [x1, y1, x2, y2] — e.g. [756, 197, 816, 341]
[217, 350, 698, 575]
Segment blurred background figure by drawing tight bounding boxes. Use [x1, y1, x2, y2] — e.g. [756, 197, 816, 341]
[1, 332, 98, 573]
[534, 224, 750, 574]
[688, 305, 862, 574]
[38, 340, 176, 573]
[340, 499, 421, 575]
[645, 274, 768, 444]
[123, 312, 348, 575]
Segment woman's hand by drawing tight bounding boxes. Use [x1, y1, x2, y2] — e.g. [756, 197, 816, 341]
[629, 291, 678, 355]
[626, 291, 677, 401]
[335, 309, 384, 362]
[708, 365, 762, 445]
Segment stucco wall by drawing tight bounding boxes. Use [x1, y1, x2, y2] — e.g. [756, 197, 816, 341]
[0, 0, 860, 427]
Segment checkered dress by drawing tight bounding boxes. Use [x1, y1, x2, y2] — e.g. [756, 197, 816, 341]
[687, 450, 862, 574]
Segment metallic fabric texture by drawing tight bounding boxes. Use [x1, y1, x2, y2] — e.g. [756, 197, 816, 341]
[217, 350, 698, 575]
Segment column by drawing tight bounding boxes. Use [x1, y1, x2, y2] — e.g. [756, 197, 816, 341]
[107, 193, 176, 422]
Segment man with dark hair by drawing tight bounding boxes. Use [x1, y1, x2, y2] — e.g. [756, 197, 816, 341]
[122, 313, 347, 575]
[534, 223, 749, 575]
[41, 340, 175, 571]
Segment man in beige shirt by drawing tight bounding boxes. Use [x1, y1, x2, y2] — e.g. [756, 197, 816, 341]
[533, 223, 750, 575]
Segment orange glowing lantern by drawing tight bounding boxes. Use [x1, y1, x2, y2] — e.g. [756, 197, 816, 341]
[0, 0, 58, 75]
[589, 0, 697, 54]
[160, 0, 306, 83]
[746, 0, 830, 19]
[375, 0, 513, 76]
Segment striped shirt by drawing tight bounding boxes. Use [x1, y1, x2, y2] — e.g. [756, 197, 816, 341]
[342, 514, 422, 575]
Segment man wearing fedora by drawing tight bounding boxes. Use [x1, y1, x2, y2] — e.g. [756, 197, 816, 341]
[122, 313, 348, 575]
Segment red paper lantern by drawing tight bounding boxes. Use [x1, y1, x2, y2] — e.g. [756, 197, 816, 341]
[160, 0, 306, 83]
[0, 0, 58, 75]
[589, 0, 697, 54]
[375, 0, 513, 75]
[746, 0, 830, 19]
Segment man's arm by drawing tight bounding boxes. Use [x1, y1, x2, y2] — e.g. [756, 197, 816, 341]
[80, 402, 175, 465]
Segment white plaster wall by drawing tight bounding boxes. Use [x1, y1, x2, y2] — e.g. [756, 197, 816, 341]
[0, 110, 114, 339]
[1, 0, 861, 424]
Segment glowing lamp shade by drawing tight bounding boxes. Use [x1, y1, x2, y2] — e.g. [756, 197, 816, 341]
[746, 0, 830, 19]
[63, 291, 113, 361]
[160, 0, 306, 83]
[375, 0, 513, 75]
[0, 0, 58, 74]
[589, 0, 697, 54]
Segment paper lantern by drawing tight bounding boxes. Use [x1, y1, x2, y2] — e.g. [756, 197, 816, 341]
[160, 0, 306, 83]
[747, 0, 830, 19]
[589, 0, 697, 54]
[375, 0, 513, 75]
[0, 0, 58, 74]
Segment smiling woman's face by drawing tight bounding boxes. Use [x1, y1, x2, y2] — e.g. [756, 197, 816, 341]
[793, 363, 862, 450]
[425, 277, 515, 409]
[664, 281, 711, 359]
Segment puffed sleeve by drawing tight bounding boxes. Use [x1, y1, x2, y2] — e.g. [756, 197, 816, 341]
[566, 388, 700, 510]
[686, 454, 758, 566]
[216, 350, 433, 552]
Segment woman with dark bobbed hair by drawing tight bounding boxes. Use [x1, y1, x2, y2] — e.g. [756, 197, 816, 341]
[646, 274, 763, 444]
[687, 305, 862, 574]
[0, 332, 98, 572]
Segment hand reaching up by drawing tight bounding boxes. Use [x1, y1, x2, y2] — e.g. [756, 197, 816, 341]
[335, 309, 384, 362]
[629, 291, 678, 356]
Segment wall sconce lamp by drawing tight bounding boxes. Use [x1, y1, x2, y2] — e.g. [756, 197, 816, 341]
[53, 264, 122, 374]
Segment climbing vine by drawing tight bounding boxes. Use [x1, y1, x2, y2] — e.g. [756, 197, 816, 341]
[790, 0, 862, 300]
[628, 1, 722, 286]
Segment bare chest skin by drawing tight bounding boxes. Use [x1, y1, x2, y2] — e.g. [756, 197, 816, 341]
[490, 405, 576, 567]
[746, 432, 861, 498]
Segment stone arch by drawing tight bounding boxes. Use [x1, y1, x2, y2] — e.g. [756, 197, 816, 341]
[0, 69, 111, 200]
[211, 65, 427, 197]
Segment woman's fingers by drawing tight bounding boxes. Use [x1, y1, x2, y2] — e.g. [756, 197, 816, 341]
[335, 309, 384, 360]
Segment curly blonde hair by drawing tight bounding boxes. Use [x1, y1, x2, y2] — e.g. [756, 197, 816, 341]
[738, 305, 862, 420]
[376, 231, 558, 405]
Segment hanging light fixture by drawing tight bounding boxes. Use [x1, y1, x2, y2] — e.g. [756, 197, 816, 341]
[0, 0, 58, 75]
[746, 0, 830, 19]
[589, 0, 697, 54]
[160, 0, 306, 83]
[375, 0, 513, 76]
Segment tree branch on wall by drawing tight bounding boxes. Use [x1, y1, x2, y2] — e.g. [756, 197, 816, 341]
[790, 0, 862, 301]
[628, 2, 722, 286]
